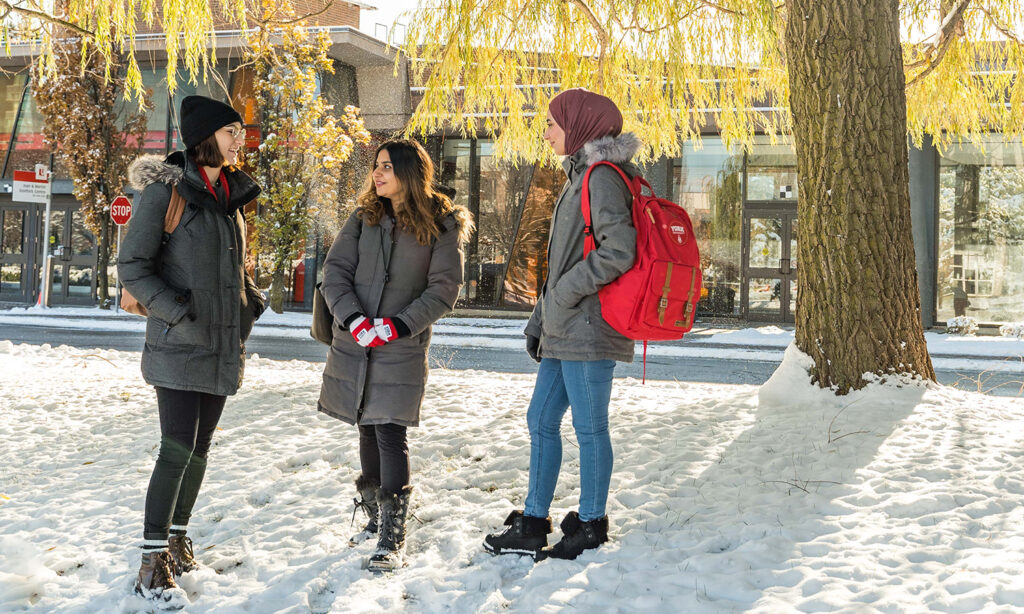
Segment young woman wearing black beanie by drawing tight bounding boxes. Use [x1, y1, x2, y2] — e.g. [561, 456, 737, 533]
[119, 95, 264, 605]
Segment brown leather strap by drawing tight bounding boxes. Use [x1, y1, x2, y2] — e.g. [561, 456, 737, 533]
[164, 185, 186, 234]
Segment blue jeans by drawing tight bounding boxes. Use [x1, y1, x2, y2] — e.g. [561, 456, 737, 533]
[523, 358, 616, 522]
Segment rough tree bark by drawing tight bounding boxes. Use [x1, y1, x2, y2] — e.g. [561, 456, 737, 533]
[785, 0, 936, 392]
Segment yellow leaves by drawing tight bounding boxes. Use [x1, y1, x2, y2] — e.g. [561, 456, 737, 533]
[402, 0, 789, 163]
[403, 0, 1023, 163]
[21, 0, 246, 100]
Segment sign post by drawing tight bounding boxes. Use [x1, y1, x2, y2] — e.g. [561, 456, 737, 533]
[15, 164, 53, 307]
[110, 195, 133, 313]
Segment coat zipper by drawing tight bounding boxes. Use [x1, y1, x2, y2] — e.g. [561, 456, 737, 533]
[356, 219, 397, 421]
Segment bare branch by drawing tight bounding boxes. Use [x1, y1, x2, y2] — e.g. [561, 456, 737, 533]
[564, 0, 610, 89]
[905, 0, 971, 87]
[976, 5, 1023, 44]
[697, 0, 744, 17]
[263, 0, 334, 26]
[500, 1, 533, 51]
[0, 1, 94, 38]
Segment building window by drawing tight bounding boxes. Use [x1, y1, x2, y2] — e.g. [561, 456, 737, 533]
[139, 67, 172, 155]
[673, 137, 744, 316]
[938, 136, 1024, 324]
[3, 75, 49, 179]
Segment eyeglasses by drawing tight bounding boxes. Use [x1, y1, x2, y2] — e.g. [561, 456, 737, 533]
[222, 127, 246, 141]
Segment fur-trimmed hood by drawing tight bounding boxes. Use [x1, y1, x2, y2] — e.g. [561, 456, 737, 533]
[127, 151, 261, 213]
[446, 204, 475, 247]
[581, 132, 643, 166]
[563, 132, 643, 178]
[127, 153, 184, 191]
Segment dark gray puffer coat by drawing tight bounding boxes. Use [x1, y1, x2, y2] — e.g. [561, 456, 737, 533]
[525, 132, 643, 363]
[317, 204, 472, 427]
[118, 152, 263, 396]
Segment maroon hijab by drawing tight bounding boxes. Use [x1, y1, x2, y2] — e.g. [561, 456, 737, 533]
[548, 88, 623, 157]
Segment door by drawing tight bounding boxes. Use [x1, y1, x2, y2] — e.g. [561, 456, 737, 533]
[40, 204, 97, 305]
[0, 203, 32, 303]
[741, 206, 797, 322]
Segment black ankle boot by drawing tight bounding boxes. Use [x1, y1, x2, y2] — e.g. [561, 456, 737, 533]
[537, 512, 608, 561]
[483, 510, 552, 556]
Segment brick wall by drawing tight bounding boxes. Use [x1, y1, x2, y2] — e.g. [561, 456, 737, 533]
[134, 1, 360, 35]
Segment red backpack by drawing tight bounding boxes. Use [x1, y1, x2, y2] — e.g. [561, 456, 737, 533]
[582, 162, 703, 378]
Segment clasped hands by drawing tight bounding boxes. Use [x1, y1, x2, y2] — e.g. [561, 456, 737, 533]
[349, 315, 398, 348]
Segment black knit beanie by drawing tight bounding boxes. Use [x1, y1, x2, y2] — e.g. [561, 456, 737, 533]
[180, 95, 243, 148]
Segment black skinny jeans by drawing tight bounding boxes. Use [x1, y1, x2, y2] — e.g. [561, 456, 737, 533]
[142, 387, 226, 541]
[358, 423, 410, 495]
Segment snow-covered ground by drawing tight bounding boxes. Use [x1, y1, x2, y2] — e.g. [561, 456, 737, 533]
[3, 340, 1024, 613]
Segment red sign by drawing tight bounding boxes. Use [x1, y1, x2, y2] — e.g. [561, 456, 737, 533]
[12, 169, 49, 204]
[110, 196, 133, 226]
[244, 126, 261, 150]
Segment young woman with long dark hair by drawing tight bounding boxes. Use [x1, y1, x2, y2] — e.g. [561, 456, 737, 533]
[318, 139, 472, 572]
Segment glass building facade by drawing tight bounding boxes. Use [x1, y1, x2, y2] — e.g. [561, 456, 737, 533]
[937, 137, 1024, 323]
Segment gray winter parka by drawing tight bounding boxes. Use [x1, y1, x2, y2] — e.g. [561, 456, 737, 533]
[118, 152, 264, 396]
[317, 204, 472, 427]
[525, 132, 643, 363]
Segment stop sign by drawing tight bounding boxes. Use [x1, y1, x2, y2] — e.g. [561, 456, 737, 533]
[110, 196, 132, 226]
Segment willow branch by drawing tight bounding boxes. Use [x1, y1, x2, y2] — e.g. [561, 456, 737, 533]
[499, 1, 532, 51]
[698, 0, 744, 17]
[565, 0, 610, 89]
[265, 1, 334, 27]
[976, 6, 1022, 44]
[905, 0, 971, 87]
[0, 1, 94, 38]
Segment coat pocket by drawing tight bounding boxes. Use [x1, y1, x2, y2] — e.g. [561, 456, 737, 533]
[152, 290, 213, 350]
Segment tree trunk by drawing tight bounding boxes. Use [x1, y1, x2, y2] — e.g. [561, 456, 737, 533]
[269, 267, 287, 314]
[784, 0, 936, 392]
[96, 215, 111, 309]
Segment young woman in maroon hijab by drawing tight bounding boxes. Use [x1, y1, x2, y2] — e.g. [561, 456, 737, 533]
[484, 88, 643, 561]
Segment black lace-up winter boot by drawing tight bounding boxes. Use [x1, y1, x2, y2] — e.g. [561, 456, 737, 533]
[349, 475, 381, 546]
[482, 510, 552, 557]
[536, 512, 609, 561]
[367, 486, 412, 573]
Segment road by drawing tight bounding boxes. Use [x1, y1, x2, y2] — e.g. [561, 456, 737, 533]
[1, 323, 1019, 396]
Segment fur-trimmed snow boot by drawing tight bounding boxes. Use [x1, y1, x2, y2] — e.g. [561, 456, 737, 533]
[367, 485, 412, 573]
[536, 512, 608, 561]
[168, 535, 199, 575]
[350, 475, 381, 546]
[134, 550, 188, 608]
[482, 510, 552, 557]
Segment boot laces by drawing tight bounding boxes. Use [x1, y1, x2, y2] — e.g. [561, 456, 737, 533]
[152, 551, 177, 588]
[352, 495, 376, 526]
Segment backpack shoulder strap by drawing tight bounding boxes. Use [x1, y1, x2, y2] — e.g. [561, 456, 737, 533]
[581, 161, 638, 256]
[164, 184, 187, 234]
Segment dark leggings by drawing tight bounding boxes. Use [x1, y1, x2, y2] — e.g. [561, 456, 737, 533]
[358, 423, 410, 495]
[143, 387, 226, 541]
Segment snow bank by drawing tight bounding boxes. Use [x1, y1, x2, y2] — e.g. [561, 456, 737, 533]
[2, 341, 1024, 612]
